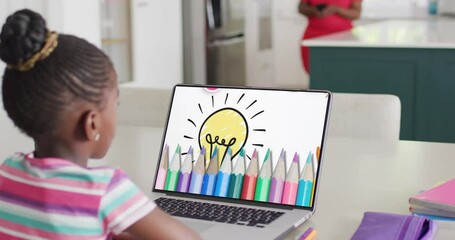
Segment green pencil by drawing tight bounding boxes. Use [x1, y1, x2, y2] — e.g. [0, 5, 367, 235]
[227, 148, 246, 199]
[254, 149, 272, 202]
[164, 145, 181, 191]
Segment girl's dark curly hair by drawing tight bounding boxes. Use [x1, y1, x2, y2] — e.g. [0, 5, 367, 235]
[0, 9, 114, 138]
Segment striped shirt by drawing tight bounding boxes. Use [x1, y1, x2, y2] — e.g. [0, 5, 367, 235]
[0, 153, 156, 239]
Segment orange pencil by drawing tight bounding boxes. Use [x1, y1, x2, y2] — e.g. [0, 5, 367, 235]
[311, 146, 320, 206]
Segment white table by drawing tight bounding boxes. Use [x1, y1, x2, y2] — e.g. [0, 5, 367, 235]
[302, 19, 455, 49]
[94, 126, 455, 239]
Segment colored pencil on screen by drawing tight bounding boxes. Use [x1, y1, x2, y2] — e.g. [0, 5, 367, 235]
[311, 147, 320, 206]
[155, 144, 169, 190]
[269, 149, 286, 203]
[176, 146, 193, 193]
[164, 145, 181, 191]
[241, 149, 259, 200]
[282, 153, 300, 205]
[214, 148, 232, 197]
[312, 147, 318, 177]
[188, 147, 206, 194]
[201, 146, 219, 195]
[227, 148, 246, 199]
[255, 148, 272, 202]
[296, 152, 314, 207]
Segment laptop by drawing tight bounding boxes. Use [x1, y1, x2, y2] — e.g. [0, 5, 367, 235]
[151, 84, 331, 239]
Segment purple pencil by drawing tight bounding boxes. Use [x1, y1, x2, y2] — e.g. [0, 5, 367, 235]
[269, 149, 286, 203]
[176, 146, 193, 192]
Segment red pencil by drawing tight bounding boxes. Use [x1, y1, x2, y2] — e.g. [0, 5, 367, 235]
[241, 150, 259, 200]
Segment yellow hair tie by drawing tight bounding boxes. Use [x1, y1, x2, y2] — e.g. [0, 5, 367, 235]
[8, 31, 59, 72]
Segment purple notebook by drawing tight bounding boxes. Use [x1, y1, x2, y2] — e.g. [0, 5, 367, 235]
[351, 212, 437, 240]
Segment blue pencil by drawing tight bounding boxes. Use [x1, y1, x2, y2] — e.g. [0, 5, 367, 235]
[214, 148, 232, 197]
[296, 152, 314, 206]
[201, 147, 219, 195]
[188, 147, 205, 194]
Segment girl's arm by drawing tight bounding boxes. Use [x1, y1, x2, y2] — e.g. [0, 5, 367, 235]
[298, 1, 322, 18]
[122, 208, 201, 240]
[322, 1, 362, 20]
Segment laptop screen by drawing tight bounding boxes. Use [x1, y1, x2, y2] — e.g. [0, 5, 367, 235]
[153, 85, 331, 210]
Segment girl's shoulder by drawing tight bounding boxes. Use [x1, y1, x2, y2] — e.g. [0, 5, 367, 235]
[1, 153, 125, 192]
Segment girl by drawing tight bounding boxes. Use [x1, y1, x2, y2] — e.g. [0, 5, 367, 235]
[0, 9, 200, 239]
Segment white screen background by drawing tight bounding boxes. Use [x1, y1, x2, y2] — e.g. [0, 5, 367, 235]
[163, 86, 329, 174]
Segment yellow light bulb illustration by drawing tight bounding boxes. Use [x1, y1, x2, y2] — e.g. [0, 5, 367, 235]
[199, 108, 248, 166]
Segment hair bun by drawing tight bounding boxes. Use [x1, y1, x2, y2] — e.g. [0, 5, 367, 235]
[0, 9, 48, 65]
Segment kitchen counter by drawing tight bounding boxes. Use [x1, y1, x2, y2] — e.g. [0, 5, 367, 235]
[303, 19, 455, 49]
[303, 19, 455, 143]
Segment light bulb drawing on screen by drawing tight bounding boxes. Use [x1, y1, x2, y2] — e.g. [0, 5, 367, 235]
[183, 89, 266, 165]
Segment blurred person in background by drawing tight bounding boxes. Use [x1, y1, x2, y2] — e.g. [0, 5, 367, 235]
[299, 0, 362, 74]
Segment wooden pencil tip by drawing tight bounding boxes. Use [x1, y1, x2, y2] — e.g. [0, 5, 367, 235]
[306, 151, 312, 163]
[200, 146, 205, 155]
[293, 152, 299, 163]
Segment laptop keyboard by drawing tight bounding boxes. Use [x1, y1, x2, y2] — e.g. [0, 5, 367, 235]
[155, 197, 285, 228]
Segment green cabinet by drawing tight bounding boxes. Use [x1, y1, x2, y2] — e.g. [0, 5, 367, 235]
[310, 47, 455, 143]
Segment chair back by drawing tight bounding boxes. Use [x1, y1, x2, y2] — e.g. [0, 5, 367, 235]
[328, 93, 401, 141]
[117, 86, 172, 127]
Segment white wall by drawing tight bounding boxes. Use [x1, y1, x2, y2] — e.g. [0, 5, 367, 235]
[0, 0, 101, 46]
[182, 0, 206, 85]
[0, 0, 101, 78]
[244, 0, 309, 88]
[129, 0, 183, 89]
[46, 0, 101, 47]
[245, 0, 275, 87]
[272, 0, 309, 89]
[100, 0, 132, 84]
[362, 0, 427, 19]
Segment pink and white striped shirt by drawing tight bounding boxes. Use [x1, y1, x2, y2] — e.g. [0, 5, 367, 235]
[0, 153, 156, 239]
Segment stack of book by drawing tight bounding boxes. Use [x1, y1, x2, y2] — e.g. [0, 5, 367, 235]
[409, 178, 455, 221]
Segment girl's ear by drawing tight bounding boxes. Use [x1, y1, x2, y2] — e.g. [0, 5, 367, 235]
[82, 110, 102, 141]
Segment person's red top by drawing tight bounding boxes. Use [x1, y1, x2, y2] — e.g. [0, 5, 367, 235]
[300, 0, 361, 73]
[303, 0, 360, 39]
